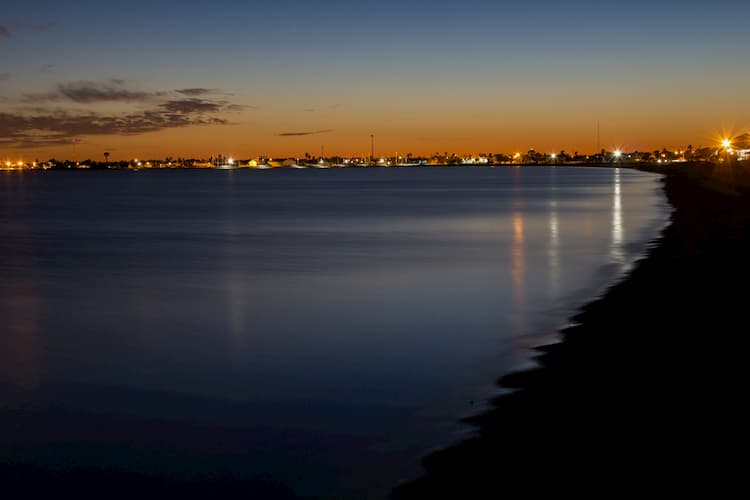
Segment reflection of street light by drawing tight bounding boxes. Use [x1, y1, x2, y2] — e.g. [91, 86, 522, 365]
[719, 138, 733, 164]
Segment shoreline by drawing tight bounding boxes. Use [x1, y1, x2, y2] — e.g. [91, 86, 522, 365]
[394, 162, 749, 496]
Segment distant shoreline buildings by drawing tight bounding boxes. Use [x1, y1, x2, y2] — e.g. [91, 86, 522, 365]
[2, 134, 749, 171]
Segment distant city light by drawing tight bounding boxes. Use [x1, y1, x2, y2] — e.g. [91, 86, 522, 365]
[721, 138, 732, 149]
[228, 158, 234, 165]
[614, 150, 622, 158]
[550, 153, 557, 159]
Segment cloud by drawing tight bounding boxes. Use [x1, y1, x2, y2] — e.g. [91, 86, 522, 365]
[0, 107, 234, 149]
[160, 98, 227, 114]
[0, 25, 9, 37]
[175, 88, 215, 96]
[59, 81, 156, 103]
[1, 79, 246, 148]
[23, 80, 160, 103]
[0, 73, 10, 81]
[22, 81, 246, 105]
[277, 129, 334, 137]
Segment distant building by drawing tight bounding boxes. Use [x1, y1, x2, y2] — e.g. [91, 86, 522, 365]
[734, 133, 750, 160]
[267, 158, 298, 167]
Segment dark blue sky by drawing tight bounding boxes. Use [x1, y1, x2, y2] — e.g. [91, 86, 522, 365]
[2, 0, 749, 158]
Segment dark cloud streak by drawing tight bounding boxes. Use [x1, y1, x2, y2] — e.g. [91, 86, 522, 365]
[23, 80, 159, 103]
[0, 25, 10, 37]
[59, 81, 155, 103]
[277, 129, 334, 137]
[22, 81, 240, 104]
[176, 88, 214, 96]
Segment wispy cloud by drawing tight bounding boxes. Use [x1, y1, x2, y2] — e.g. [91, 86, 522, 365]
[175, 88, 215, 96]
[21, 81, 248, 106]
[0, 73, 10, 81]
[0, 107, 233, 148]
[23, 80, 163, 103]
[0, 25, 10, 37]
[1, 80, 246, 148]
[277, 129, 334, 137]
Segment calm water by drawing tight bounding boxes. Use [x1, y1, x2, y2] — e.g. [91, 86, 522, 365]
[0, 167, 668, 498]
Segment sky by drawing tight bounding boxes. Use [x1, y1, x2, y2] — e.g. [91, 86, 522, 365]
[1, 0, 749, 160]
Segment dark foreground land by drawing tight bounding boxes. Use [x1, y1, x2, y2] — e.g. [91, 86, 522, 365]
[3, 163, 749, 498]
[396, 163, 750, 497]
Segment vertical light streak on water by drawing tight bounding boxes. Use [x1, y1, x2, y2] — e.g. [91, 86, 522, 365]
[611, 168, 625, 265]
[511, 170, 526, 332]
[548, 199, 560, 298]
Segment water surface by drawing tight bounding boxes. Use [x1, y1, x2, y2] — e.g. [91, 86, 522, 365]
[0, 167, 668, 498]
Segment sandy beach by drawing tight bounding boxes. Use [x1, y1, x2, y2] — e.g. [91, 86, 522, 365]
[395, 162, 749, 496]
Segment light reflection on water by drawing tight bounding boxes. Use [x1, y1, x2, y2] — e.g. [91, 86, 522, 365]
[549, 199, 560, 298]
[612, 168, 625, 265]
[0, 167, 668, 498]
